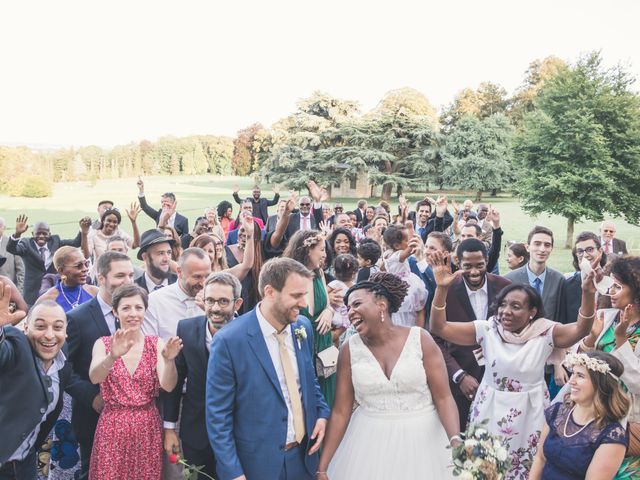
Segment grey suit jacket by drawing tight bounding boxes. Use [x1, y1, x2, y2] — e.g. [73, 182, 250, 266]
[504, 264, 565, 321]
[0, 235, 25, 293]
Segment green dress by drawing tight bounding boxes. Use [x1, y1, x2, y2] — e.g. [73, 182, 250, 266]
[300, 274, 336, 408]
[597, 316, 640, 479]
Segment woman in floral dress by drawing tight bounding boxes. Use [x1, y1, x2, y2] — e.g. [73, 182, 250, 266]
[429, 251, 597, 479]
[87, 284, 182, 480]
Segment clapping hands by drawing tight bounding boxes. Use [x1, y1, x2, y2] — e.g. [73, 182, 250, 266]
[162, 336, 183, 361]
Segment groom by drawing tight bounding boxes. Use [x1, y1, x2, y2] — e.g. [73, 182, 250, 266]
[206, 257, 331, 480]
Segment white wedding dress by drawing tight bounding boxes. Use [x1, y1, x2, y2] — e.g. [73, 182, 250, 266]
[327, 327, 454, 479]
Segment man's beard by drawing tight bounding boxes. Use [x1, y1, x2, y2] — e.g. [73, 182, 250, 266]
[148, 262, 170, 280]
[208, 311, 234, 329]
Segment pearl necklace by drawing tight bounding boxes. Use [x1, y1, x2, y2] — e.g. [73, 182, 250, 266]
[563, 406, 595, 438]
[60, 283, 82, 309]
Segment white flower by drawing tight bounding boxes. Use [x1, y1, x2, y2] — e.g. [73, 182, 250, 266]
[474, 428, 487, 437]
[496, 447, 508, 462]
[294, 326, 307, 340]
[473, 458, 483, 467]
[464, 439, 478, 448]
[463, 460, 474, 470]
[458, 471, 474, 480]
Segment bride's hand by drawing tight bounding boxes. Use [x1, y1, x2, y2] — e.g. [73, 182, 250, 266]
[316, 309, 333, 335]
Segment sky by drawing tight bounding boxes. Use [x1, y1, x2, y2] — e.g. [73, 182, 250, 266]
[1, 0, 638, 148]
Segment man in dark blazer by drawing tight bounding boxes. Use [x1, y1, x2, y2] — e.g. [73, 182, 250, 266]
[353, 199, 367, 225]
[433, 238, 511, 429]
[284, 196, 323, 240]
[0, 217, 25, 295]
[0, 295, 71, 477]
[7, 214, 91, 306]
[66, 251, 134, 476]
[163, 272, 244, 478]
[134, 229, 178, 293]
[233, 185, 280, 225]
[136, 177, 189, 237]
[504, 226, 565, 321]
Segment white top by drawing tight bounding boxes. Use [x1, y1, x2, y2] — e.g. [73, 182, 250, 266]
[256, 302, 301, 444]
[142, 282, 204, 340]
[145, 273, 169, 291]
[464, 278, 489, 322]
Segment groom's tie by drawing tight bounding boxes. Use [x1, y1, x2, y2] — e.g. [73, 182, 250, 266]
[276, 331, 305, 443]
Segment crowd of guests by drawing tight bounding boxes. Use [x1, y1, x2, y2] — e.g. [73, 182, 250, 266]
[0, 177, 638, 480]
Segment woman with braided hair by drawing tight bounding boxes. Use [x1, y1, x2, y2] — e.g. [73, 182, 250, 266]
[317, 272, 459, 479]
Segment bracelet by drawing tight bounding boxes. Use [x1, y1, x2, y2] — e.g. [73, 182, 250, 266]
[449, 434, 463, 445]
[433, 303, 447, 310]
[578, 309, 596, 320]
[316, 472, 327, 477]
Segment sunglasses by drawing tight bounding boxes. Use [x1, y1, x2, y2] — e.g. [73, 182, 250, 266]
[65, 260, 90, 269]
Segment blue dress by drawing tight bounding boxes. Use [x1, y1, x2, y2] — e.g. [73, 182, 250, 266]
[54, 281, 94, 313]
[542, 402, 627, 479]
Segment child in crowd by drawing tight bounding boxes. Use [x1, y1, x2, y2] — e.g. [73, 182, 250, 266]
[355, 239, 382, 283]
[382, 223, 427, 328]
[327, 254, 359, 345]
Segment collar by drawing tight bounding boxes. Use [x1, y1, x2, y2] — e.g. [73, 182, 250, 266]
[96, 291, 113, 317]
[172, 282, 193, 303]
[33, 240, 49, 251]
[145, 273, 169, 290]
[36, 349, 66, 375]
[256, 302, 290, 337]
[526, 264, 547, 284]
[464, 277, 488, 296]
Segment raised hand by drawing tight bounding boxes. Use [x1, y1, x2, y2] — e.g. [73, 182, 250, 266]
[451, 200, 460, 216]
[398, 194, 408, 211]
[272, 185, 280, 194]
[285, 192, 297, 214]
[614, 304, 637, 343]
[79, 216, 92, 234]
[431, 251, 460, 288]
[162, 336, 183, 361]
[137, 176, 145, 194]
[307, 180, 328, 203]
[435, 196, 448, 217]
[580, 269, 597, 296]
[109, 328, 137, 359]
[14, 214, 29, 237]
[0, 283, 23, 327]
[232, 184, 240, 194]
[489, 205, 501, 229]
[126, 202, 141, 222]
[318, 221, 334, 239]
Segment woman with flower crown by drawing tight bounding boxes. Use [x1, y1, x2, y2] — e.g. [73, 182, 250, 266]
[530, 351, 629, 479]
[429, 251, 598, 480]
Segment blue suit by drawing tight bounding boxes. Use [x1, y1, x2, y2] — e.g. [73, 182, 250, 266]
[206, 308, 330, 480]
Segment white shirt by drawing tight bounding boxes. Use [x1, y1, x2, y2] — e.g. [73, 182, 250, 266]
[464, 278, 489, 322]
[34, 240, 52, 269]
[96, 292, 118, 334]
[145, 273, 169, 291]
[166, 212, 177, 228]
[143, 282, 204, 340]
[256, 303, 301, 444]
[9, 350, 65, 461]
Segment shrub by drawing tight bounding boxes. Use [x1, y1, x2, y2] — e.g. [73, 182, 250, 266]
[8, 175, 53, 198]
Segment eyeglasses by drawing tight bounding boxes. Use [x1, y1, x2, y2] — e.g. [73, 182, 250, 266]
[204, 297, 234, 307]
[576, 246, 596, 256]
[65, 260, 90, 269]
[299, 202, 311, 206]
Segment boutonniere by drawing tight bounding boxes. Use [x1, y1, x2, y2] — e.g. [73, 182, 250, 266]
[294, 326, 307, 348]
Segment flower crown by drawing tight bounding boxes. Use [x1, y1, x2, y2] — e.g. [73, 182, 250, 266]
[563, 353, 619, 380]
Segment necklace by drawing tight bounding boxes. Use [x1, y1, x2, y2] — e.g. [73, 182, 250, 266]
[59, 282, 82, 309]
[563, 406, 595, 438]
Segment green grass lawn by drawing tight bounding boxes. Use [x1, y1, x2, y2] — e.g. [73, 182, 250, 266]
[1, 175, 638, 273]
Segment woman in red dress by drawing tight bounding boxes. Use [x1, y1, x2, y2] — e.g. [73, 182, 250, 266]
[88, 284, 182, 480]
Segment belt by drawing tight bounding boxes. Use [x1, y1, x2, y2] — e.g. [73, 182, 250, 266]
[284, 441, 299, 451]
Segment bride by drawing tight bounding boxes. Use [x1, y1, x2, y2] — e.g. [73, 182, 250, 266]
[317, 272, 459, 479]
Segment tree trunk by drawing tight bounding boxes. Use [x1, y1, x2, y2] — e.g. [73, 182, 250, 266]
[381, 183, 393, 201]
[491, 188, 497, 197]
[565, 215, 575, 249]
[475, 190, 483, 202]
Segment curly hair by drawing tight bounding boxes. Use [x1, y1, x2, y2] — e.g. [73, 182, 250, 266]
[382, 224, 407, 251]
[344, 272, 408, 314]
[328, 227, 357, 256]
[333, 254, 358, 282]
[217, 200, 233, 219]
[282, 230, 324, 272]
[607, 256, 640, 306]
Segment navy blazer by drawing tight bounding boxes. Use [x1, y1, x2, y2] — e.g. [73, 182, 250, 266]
[65, 297, 110, 442]
[163, 315, 211, 450]
[7, 233, 82, 305]
[0, 327, 71, 463]
[206, 309, 330, 480]
[139, 195, 189, 237]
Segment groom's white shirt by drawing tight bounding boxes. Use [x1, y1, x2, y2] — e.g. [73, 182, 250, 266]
[256, 302, 301, 444]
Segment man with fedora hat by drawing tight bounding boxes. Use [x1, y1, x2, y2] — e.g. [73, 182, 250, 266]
[135, 229, 178, 293]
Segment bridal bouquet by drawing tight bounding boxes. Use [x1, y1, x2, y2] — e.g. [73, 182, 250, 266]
[450, 420, 511, 480]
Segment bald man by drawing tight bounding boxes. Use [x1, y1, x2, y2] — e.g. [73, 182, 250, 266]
[600, 221, 628, 256]
[0, 293, 71, 477]
[7, 214, 90, 305]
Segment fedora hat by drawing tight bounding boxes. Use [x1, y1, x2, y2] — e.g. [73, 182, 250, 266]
[137, 229, 175, 260]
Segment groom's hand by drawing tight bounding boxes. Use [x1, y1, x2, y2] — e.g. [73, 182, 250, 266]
[308, 418, 328, 455]
[232, 476, 247, 480]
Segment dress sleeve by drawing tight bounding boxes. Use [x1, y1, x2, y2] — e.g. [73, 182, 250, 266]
[473, 319, 491, 345]
[599, 422, 628, 447]
[544, 402, 563, 427]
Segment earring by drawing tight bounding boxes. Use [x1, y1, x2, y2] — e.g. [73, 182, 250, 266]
[61, 275, 67, 282]
[380, 311, 385, 323]
[529, 316, 533, 320]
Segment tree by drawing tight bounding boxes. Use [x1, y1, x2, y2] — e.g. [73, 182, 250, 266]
[509, 56, 566, 125]
[441, 114, 515, 201]
[441, 82, 510, 131]
[233, 123, 265, 176]
[514, 51, 640, 248]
